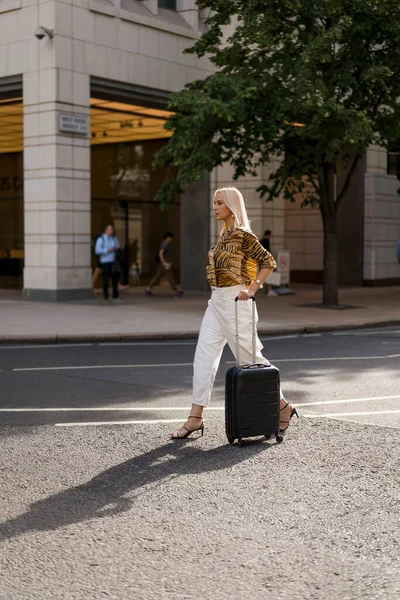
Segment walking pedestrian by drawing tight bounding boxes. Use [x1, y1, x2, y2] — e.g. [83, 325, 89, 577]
[171, 187, 296, 439]
[397, 239, 400, 263]
[259, 229, 271, 253]
[259, 230, 278, 296]
[145, 232, 183, 298]
[91, 232, 103, 292]
[95, 224, 121, 301]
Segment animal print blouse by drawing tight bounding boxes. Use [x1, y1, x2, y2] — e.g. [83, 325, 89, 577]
[206, 228, 277, 287]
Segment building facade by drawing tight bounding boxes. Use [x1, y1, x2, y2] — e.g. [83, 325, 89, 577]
[0, 0, 399, 299]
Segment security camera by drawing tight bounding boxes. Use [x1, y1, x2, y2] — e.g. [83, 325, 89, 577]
[35, 26, 54, 40]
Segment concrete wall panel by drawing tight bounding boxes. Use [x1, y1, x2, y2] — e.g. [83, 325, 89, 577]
[364, 173, 400, 284]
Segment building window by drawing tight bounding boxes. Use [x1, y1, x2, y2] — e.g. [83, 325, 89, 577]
[387, 141, 400, 177]
[158, 0, 177, 10]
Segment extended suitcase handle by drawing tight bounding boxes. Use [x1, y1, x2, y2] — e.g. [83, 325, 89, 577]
[234, 295, 256, 366]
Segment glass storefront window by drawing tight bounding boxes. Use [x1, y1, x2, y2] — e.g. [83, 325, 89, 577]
[0, 98, 23, 289]
[91, 139, 180, 286]
[387, 141, 400, 177]
[0, 152, 23, 288]
[0, 94, 179, 291]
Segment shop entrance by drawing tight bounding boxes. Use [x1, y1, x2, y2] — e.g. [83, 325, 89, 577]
[90, 95, 180, 288]
[92, 200, 142, 285]
[0, 97, 23, 289]
[92, 198, 180, 287]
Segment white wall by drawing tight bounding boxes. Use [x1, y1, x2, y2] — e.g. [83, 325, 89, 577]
[364, 144, 400, 282]
[366, 143, 387, 175]
[364, 173, 400, 282]
[284, 195, 323, 275]
[0, 0, 213, 84]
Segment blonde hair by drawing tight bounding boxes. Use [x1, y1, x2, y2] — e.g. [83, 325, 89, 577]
[214, 187, 252, 235]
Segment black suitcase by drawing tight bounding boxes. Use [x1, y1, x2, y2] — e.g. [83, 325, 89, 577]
[225, 297, 283, 447]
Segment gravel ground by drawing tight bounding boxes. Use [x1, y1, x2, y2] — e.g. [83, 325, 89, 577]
[1, 418, 399, 600]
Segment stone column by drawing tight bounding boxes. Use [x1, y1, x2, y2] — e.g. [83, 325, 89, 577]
[337, 152, 365, 286]
[180, 175, 210, 290]
[22, 63, 92, 301]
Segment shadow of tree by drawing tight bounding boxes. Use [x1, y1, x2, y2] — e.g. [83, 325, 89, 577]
[0, 438, 270, 542]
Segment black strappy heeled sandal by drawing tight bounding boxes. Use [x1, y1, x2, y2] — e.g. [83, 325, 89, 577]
[171, 416, 205, 440]
[279, 401, 299, 433]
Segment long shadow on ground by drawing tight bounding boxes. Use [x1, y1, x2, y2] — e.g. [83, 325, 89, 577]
[0, 438, 270, 542]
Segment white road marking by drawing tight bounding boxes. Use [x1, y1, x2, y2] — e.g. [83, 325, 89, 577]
[13, 362, 192, 372]
[14, 354, 399, 371]
[16, 354, 393, 371]
[0, 343, 94, 350]
[226, 353, 400, 364]
[55, 418, 187, 427]
[260, 335, 299, 341]
[56, 410, 400, 427]
[292, 394, 400, 407]
[3, 395, 399, 413]
[302, 333, 322, 337]
[302, 409, 400, 418]
[99, 341, 197, 346]
[101, 336, 302, 346]
[0, 406, 225, 413]
[333, 330, 400, 336]
[0, 336, 303, 351]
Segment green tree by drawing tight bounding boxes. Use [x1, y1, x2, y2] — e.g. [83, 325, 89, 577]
[154, 0, 400, 305]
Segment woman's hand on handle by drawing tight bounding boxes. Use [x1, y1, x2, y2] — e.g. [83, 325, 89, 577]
[237, 289, 255, 301]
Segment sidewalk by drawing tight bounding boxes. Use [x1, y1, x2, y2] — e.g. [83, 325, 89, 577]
[0, 284, 399, 343]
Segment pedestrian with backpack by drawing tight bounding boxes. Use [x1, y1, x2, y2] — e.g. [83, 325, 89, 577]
[95, 225, 121, 301]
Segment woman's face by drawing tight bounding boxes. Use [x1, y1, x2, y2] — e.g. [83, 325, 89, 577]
[213, 192, 232, 222]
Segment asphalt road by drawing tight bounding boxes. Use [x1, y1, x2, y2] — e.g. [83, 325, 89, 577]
[0, 326, 399, 428]
[1, 327, 399, 600]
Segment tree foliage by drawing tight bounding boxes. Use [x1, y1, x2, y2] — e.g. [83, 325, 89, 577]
[154, 0, 400, 212]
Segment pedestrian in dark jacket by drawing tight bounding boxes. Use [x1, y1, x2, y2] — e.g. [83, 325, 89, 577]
[259, 230, 278, 296]
[145, 232, 183, 298]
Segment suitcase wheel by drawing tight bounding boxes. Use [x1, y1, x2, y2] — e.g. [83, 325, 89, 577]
[227, 437, 235, 445]
[276, 435, 284, 444]
[265, 434, 271, 441]
[238, 439, 245, 447]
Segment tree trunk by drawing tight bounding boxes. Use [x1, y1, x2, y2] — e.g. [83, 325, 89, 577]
[319, 161, 338, 306]
[321, 207, 338, 306]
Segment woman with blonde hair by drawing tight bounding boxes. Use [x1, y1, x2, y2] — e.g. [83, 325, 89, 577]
[172, 187, 297, 439]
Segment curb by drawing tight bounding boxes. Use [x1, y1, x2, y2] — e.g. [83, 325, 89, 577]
[0, 319, 399, 345]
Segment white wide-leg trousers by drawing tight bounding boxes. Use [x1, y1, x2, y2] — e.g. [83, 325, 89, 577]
[192, 285, 285, 406]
